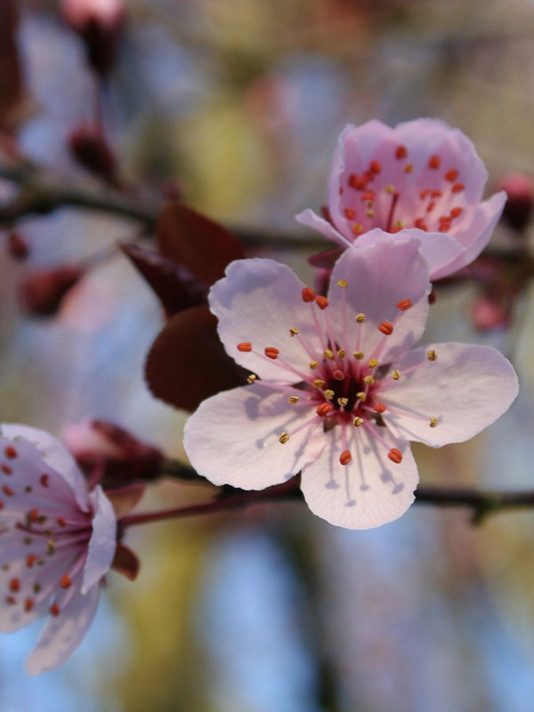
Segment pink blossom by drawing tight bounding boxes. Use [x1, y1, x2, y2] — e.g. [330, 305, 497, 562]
[296, 119, 506, 280]
[0, 424, 117, 674]
[184, 240, 518, 529]
[61, 0, 125, 30]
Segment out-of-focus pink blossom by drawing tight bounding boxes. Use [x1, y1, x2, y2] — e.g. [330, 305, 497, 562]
[184, 240, 518, 530]
[297, 119, 506, 280]
[20, 265, 84, 317]
[0, 424, 117, 674]
[470, 295, 511, 332]
[62, 420, 164, 488]
[497, 172, 534, 232]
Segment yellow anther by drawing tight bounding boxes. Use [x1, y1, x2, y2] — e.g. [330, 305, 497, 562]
[247, 374, 257, 384]
[368, 359, 379, 368]
[427, 349, 437, 362]
[337, 279, 348, 288]
[337, 349, 346, 359]
[324, 349, 334, 359]
[352, 223, 364, 235]
[356, 313, 366, 323]
[288, 396, 299, 405]
[337, 397, 349, 407]
[392, 370, 400, 380]
[404, 163, 414, 174]
[279, 432, 290, 444]
[353, 417, 364, 427]
[314, 378, 326, 388]
[47, 540, 55, 555]
[353, 351, 364, 360]
[356, 392, 367, 402]
[309, 361, 318, 370]
[289, 327, 298, 337]
[394, 220, 405, 230]
[429, 416, 438, 428]
[367, 209, 375, 218]
[324, 389, 335, 400]
[385, 184, 395, 194]
[363, 375, 374, 385]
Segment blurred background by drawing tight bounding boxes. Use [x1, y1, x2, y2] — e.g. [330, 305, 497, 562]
[1, 0, 534, 709]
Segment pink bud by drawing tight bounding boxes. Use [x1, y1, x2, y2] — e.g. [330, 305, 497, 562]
[497, 172, 534, 232]
[60, 0, 126, 76]
[20, 265, 84, 317]
[470, 296, 510, 332]
[68, 124, 117, 183]
[61, 420, 164, 488]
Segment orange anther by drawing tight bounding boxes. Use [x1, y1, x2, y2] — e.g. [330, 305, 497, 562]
[445, 169, 459, 182]
[315, 296, 329, 310]
[339, 450, 352, 466]
[369, 160, 382, 174]
[4, 446, 16, 459]
[9, 578, 20, 593]
[378, 321, 394, 335]
[302, 287, 316, 303]
[60, 574, 72, 589]
[26, 555, 37, 568]
[40, 474, 49, 487]
[316, 403, 333, 417]
[420, 188, 431, 200]
[237, 342, 252, 352]
[395, 145, 408, 159]
[344, 208, 356, 220]
[333, 369, 345, 381]
[431, 190, 442, 198]
[1, 465, 11, 475]
[451, 183, 465, 194]
[352, 223, 364, 235]
[6, 596, 16, 605]
[450, 207, 463, 218]
[373, 403, 387, 413]
[29, 508, 39, 523]
[396, 299, 412, 311]
[428, 155, 441, 169]
[24, 599, 35, 613]
[426, 201, 436, 213]
[56, 517, 67, 527]
[388, 448, 403, 464]
[360, 190, 375, 202]
[264, 347, 279, 360]
[414, 218, 428, 231]
[50, 603, 60, 617]
[2, 485, 13, 497]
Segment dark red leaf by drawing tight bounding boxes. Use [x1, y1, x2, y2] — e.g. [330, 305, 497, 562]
[145, 305, 247, 412]
[111, 543, 140, 581]
[156, 201, 245, 285]
[122, 242, 207, 315]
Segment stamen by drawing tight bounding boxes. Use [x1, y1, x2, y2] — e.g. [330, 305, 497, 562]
[396, 299, 412, 311]
[373, 403, 387, 413]
[356, 392, 366, 402]
[279, 432, 290, 444]
[309, 361, 318, 369]
[289, 327, 298, 337]
[50, 603, 60, 617]
[388, 448, 403, 464]
[237, 342, 252, 352]
[302, 287, 315, 303]
[40, 474, 49, 487]
[314, 378, 326, 388]
[427, 349, 437, 361]
[265, 347, 279, 360]
[9, 578, 20, 593]
[353, 417, 364, 427]
[429, 417, 438, 428]
[247, 374, 257, 384]
[339, 450, 352, 466]
[316, 403, 333, 417]
[378, 321, 394, 335]
[428, 155, 441, 169]
[353, 351, 364, 360]
[451, 183, 465, 194]
[404, 163, 414, 174]
[337, 397, 349, 407]
[450, 207, 463, 218]
[288, 396, 299, 404]
[60, 574, 72, 589]
[323, 349, 334, 359]
[4, 446, 17, 459]
[395, 145, 408, 159]
[370, 160, 381, 174]
[324, 389, 335, 400]
[337, 279, 348, 288]
[1, 465, 11, 474]
[337, 349, 346, 358]
[344, 208, 356, 220]
[392, 370, 400, 380]
[315, 296, 329, 310]
[445, 169, 459, 182]
[352, 223, 364, 235]
[368, 358, 379, 368]
[356, 313, 366, 323]
[363, 375, 374, 385]
[24, 599, 34, 613]
[333, 369, 345, 381]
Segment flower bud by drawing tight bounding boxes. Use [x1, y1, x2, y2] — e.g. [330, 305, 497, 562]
[60, 0, 126, 76]
[470, 295, 511, 332]
[68, 124, 117, 183]
[497, 172, 534, 232]
[61, 420, 164, 489]
[20, 265, 84, 317]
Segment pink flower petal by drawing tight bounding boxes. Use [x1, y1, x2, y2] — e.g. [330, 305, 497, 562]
[184, 385, 327, 490]
[327, 238, 430, 363]
[82, 486, 117, 594]
[382, 342, 519, 446]
[209, 258, 325, 383]
[25, 584, 100, 676]
[300, 427, 418, 529]
[295, 209, 353, 248]
[0, 424, 89, 511]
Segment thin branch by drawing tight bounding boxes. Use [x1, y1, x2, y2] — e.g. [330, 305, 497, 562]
[157, 459, 534, 525]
